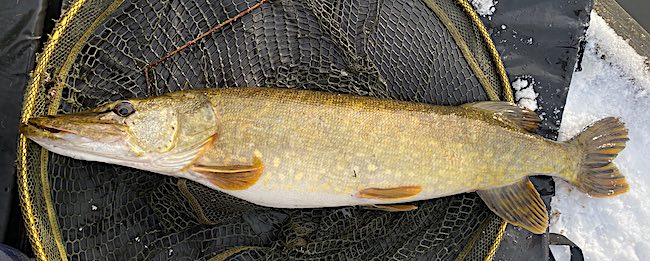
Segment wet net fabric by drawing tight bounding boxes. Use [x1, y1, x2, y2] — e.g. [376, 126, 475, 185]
[22, 0, 509, 259]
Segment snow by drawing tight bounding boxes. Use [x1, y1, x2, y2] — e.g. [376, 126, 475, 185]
[549, 12, 650, 261]
[470, 0, 497, 17]
[512, 77, 539, 111]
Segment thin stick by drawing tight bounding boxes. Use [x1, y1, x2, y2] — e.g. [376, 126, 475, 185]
[145, 0, 268, 95]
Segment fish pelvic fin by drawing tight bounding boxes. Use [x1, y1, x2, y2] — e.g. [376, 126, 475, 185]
[362, 204, 418, 212]
[463, 101, 541, 132]
[477, 178, 548, 234]
[190, 157, 264, 190]
[568, 117, 629, 197]
[357, 186, 422, 200]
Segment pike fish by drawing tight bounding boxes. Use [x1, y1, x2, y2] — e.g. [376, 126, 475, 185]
[21, 87, 629, 234]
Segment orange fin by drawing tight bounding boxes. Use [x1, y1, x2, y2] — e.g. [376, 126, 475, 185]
[357, 186, 422, 200]
[190, 157, 264, 190]
[363, 204, 418, 212]
[477, 177, 548, 234]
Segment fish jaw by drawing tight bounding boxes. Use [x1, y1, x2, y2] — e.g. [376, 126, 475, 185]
[20, 114, 147, 169]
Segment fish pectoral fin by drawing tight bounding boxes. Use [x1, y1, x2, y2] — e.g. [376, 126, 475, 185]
[363, 204, 418, 212]
[190, 157, 264, 190]
[463, 101, 541, 132]
[357, 186, 422, 200]
[477, 177, 549, 234]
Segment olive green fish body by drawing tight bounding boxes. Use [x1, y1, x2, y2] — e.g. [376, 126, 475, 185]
[192, 88, 575, 207]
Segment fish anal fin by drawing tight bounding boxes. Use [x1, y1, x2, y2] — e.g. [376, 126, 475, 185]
[190, 157, 263, 190]
[363, 204, 418, 212]
[477, 178, 549, 234]
[357, 186, 422, 200]
[464, 101, 541, 132]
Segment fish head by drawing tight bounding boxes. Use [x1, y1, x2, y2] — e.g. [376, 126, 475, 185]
[21, 91, 218, 174]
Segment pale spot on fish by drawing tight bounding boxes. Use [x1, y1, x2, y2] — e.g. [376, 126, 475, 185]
[294, 172, 304, 182]
[263, 176, 270, 187]
[307, 185, 318, 192]
[285, 182, 296, 189]
[273, 157, 281, 167]
[335, 161, 346, 172]
[367, 164, 378, 172]
[253, 150, 263, 159]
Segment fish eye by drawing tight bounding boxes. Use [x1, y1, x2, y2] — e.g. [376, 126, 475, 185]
[113, 101, 135, 117]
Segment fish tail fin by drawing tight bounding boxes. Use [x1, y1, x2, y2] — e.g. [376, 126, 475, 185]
[568, 117, 629, 197]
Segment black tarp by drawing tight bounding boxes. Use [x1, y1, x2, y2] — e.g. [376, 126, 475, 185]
[0, 0, 48, 250]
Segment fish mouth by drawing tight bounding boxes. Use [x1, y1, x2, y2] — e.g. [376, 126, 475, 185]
[20, 113, 126, 140]
[21, 117, 74, 137]
[20, 114, 140, 166]
[36, 125, 63, 133]
[29, 119, 67, 134]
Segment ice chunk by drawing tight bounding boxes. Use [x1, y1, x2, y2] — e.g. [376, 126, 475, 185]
[470, 0, 497, 16]
[511, 78, 539, 111]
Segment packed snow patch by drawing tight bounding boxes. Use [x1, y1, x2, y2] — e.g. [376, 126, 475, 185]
[470, 0, 497, 16]
[511, 77, 538, 111]
[549, 12, 650, 261]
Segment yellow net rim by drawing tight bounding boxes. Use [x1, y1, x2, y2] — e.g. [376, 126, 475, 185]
[18, 0, 91, 259]
[18, 0, 125, 260]
[456, 0, 513, 102]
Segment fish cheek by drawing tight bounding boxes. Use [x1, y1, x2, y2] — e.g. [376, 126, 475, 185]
[126, 109, 180, 153]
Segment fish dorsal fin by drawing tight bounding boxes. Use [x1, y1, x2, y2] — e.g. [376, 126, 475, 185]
[190, 157, 264, 190]
[477, 178, 548, 234]
[463, 101, 541, 132]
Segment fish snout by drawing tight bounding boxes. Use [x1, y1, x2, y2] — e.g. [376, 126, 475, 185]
[25, 116, 69, 134]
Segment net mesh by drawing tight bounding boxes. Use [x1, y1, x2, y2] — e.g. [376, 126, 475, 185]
[20, 0, 510, 259]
